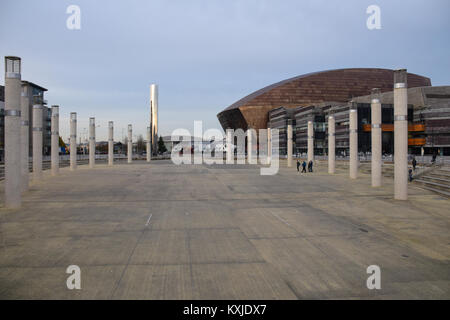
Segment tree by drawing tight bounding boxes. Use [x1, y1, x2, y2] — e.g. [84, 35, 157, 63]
[158, 136, 167, 154]
[136, 134, 145, 153]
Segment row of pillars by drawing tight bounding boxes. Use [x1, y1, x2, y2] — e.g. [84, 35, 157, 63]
[251, 70, 409, 201]
[69, 116, 153, 168]
[4, 56, 153, 208]
[330, 69, 408, 202]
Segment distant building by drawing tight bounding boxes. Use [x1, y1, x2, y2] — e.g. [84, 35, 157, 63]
[218, 68, 431, 132]
[0, 81, 51, 160]
[268, 86, 450, 156]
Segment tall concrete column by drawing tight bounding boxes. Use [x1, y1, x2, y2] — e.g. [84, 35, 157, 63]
[70, 112, 77, 171]
[226, 128, 233, 164]
[4, 56, 22, 208]
[349, 103, 358, 179]
[150, 84, 158, 154]
[307, 120, 314, 163]
[328, 115, 335, 174]
[20, 83, 30, 192]
[394, 69, 408, 200]
[108, 121, 114, 166]
[128, 124, 132, 163]
[89, 117, 95, 168]
[51, 106, 59, 176]
[32, 99, 43, 181]
[371, 89, 382, 187]
[146, 126, 151, 162]
[287, 120, 293, 167]
[267, 127, 271, 164]
[247, 128, 256, 164]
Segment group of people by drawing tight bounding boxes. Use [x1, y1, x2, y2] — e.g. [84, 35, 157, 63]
[296, 160, 314, 173]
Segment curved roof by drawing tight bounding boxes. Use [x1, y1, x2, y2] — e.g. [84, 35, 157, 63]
[223, 68, 431, 112]
[217, 68, 431, 131]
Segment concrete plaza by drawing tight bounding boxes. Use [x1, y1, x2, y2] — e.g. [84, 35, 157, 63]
[0, 160, 449, 299]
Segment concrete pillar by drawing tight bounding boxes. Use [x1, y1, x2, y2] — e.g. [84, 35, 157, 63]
[328, 115, 335, 174]
[70, 112, 77, 171]
[89, 117, 95, 168]
[267, 127, 271, 164]
[146, 126, 151, 162]
[226, 128, 233, 164]
[307, 120, 314, 163]
[51, 105, 59, 176]
[32, 98, 43, 182]
[371, 89, 382, 187]
[108, 121, 114, 166]
[287, 120, 293, 167]
[20, 83, 30, 192]
[4, 56, 22, 207]
[349, 103, 358, 179]
[247, 128, 256, 164]
[128, 124, 132, 163]
[394, 69, 408, 200]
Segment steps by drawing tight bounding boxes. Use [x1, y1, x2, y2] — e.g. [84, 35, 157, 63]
[414, 166, 450, 198]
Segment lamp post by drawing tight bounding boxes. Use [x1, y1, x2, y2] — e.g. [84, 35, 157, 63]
[108, 121, 114, 166]
[70, 112, 77, 171]
[307, 120, 314, 163]
[89, 117, 95, 168]
[287, 120, 293, 167]
[4, 56, 22, 207]
[371, 89, 382, 187]
[146, 126, 151, 162]
[20, 83, 30, 191]
[32, 95, 43, 182]
[349, 102, 358, 179]
[51, 105, 59, 176]
[328, 114, 335, 174]
[394, 69, 408, 200]
[128, 124, 132, 163]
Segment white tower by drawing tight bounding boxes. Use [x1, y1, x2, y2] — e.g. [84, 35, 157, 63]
[150, 84, 158, 154]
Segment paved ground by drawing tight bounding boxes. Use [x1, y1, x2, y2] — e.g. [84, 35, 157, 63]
[0, 160, 449, 299]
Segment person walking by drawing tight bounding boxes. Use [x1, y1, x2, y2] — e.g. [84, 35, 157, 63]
[412, 157, 417, 171]
[301, 161, 307, 173]
[297, 159, 300, 173]
[308, 160, 313, 172]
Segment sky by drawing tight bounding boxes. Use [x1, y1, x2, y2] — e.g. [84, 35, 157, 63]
[1, 0, 449, 142]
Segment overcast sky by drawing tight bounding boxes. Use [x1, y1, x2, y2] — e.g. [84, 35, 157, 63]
[1, 0, 449, 141]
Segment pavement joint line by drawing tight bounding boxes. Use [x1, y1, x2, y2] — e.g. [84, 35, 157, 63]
[108, 224, 149, 299]
[0, 260, 270, 269]
[145, 213, 153, 226]
[269, 209, 292, 227]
